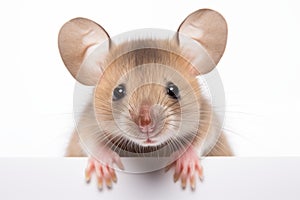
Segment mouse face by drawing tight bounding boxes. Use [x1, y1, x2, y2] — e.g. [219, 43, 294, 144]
[58, 9, 228, 156]
[93, 46, 203, 152]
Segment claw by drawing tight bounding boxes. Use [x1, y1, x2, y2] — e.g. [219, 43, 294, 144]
[180, 167, 188, 189]
[105, 178, 112, 189]
[85, 169, 91, 183]
[97, 178, 103, 190]
[110, 169, 117, 183]
[196, 164, 204, 181]
[181, 177, 187, 189]
[85, 159, 94, 183]
[173, 172, 180, 183]
[190, 175, 196, 190]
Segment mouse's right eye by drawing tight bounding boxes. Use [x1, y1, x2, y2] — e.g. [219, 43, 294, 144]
[166, 82, 180, 100]
[113, 84, 126, 101]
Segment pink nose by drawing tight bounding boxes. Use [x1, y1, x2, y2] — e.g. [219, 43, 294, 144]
[139, 114, 151, 127]
[138, 104, 152, 127]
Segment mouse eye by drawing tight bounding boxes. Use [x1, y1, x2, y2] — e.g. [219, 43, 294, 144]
[166, 82, 180, 100]
[113, 84, 126, 101]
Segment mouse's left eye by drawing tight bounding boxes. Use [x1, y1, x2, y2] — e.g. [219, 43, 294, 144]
[166, 82, 180, 100]
[113, 84, 126, 101]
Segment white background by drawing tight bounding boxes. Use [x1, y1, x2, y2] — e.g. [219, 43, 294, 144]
[1, 0, 300, 156]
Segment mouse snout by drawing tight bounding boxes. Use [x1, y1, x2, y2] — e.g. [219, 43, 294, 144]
[138, 103, 155, 133]
[129, 102, 161, 134]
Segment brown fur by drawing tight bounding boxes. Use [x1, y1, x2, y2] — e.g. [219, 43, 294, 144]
[65, 131, 85, 157]
[207, 133, 233, 156]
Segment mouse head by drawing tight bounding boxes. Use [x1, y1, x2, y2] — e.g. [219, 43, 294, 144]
[58, 9, 227, 155]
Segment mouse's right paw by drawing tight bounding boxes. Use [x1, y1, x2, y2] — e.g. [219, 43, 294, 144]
[85, 155, 124, 190]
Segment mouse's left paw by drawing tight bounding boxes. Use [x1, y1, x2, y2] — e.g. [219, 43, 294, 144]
[167, 147, 203, 190]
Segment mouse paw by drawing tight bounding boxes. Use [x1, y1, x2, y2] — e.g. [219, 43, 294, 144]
[167, 146, 203, 190]
[85, 152, 124, 190]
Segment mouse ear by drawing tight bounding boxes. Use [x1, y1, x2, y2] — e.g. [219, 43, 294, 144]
[177, 9, 227, 74]
[58, 18, 110, 85]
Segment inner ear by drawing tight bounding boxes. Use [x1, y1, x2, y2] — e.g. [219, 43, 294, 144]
[58, 18, 110, 85]
[177, 9, 228, 74]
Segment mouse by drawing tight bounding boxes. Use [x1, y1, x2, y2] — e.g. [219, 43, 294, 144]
[58, 8, 233, 190]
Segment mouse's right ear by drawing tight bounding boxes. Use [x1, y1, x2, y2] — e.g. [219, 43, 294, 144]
[58, 18, 110, 85]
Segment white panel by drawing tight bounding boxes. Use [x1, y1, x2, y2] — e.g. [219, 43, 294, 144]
[0, 157, 299, 200]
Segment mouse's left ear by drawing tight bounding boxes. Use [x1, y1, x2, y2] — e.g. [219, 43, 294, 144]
[177, 9, 227, 74]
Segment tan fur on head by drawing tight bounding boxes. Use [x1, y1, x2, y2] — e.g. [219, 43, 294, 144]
[93, 45, 205, 151]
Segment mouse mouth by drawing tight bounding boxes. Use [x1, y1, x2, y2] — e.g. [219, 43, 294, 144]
[144, 138, 156, 144]
[138, 120, 166, 141]
[138, 128, 165, 146]
[104, 133, 170, 154]
[139, 129, 160, 143]
[143, 137, 157, 145]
